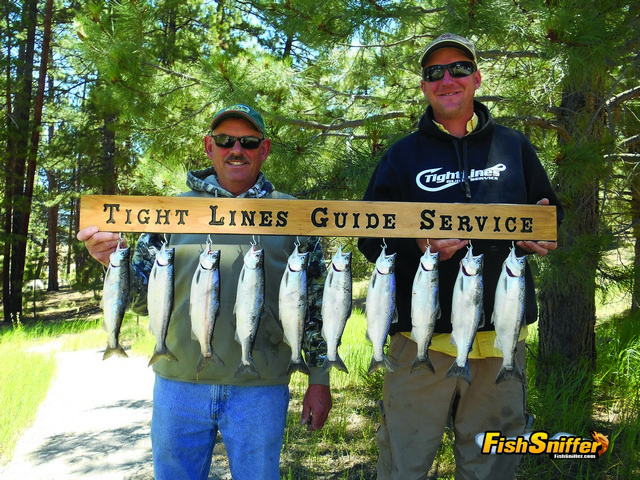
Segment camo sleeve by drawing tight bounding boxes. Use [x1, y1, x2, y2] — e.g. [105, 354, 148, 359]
[128, 233, 163, 316]
[301, 236, 328, 370]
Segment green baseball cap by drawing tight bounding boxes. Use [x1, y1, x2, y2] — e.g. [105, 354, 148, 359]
[420, 33, 477, 68]
[210, 104, 265, 136]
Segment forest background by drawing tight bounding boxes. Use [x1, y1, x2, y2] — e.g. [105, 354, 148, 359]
[1, 0, 640, 477]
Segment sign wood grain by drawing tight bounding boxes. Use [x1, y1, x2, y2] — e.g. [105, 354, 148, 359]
[79, 195, 558, 240]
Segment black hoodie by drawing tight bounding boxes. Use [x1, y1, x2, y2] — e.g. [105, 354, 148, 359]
[358, 101, 564, 335]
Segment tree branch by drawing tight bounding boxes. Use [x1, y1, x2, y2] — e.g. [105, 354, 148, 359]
[273, 111, 408, 131]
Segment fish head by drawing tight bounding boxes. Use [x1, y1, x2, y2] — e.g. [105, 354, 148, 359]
[375, 248, 397, 275]
[155, 243, 175, 266]
[200, 248, 220, 270]
[504, 247, 526, 277]
[331, 246, 352, 272]
[288, 246, 309, 272]
[244, 245, 264, 270]
[460, 247, 483, 276]
[109, 244, 130, 267]
[420, 246, 439, 271]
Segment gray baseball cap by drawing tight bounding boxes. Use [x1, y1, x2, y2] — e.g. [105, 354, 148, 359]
[420, 33, 477, 67]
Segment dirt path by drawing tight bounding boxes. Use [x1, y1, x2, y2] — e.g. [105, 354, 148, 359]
[0, 347, 231, 480]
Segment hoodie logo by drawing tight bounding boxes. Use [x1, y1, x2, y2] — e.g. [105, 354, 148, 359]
[416, 164, 507, 192]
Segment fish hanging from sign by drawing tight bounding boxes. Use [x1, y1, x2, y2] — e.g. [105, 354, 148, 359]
[366, 243, 397, 375]
[447, 243, 484, 384]
[148, 240, 178, 367]
[190, 237, 224, 375]
[279, 242, 310, 376]
[321, 245, 352, 374]
[234, 242, 265, 379]
[492, 244, 527, 384]
[410, 245, 440, 373]
[102, 235, 130, 360]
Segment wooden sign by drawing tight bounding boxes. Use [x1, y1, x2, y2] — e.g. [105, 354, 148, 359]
[79, 195, 557, 240]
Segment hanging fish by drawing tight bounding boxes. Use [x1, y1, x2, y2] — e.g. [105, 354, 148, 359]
[447, 244, 483, 384]
[279, 243, 310, 376]
[190, 240, 223, 374]
[320, 245, 352, 374]
[102, 237, 130, 360]
[366, 246, 397, 375]
[234, 244, 265, 379]
[410, 246, 440, 373]
[492, 246, 527, 384]
[148, 241, 177, 367]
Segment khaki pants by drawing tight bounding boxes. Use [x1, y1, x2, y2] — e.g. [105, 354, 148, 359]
[376, 334, 527, 480]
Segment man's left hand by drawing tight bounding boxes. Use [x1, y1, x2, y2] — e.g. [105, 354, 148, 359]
[516, 198, 558, 256]
[300, 384, 332, 431]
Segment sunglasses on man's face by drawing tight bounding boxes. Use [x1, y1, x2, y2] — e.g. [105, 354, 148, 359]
[422, 61, 477, 83]
[210, 134, 264, 150]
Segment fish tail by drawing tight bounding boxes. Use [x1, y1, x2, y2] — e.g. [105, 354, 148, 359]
[446, 361, 471, 384]
[410, 355, 435, 374]
[103, 344, 128, 360]
[495, 363, 525, 385]
[367, 355, 394, 375]
[234, 358, 260, 379]
[195, 350, 224, 374]
[196, 355, 210, 374]
[148, 347, 178, 367]
[286, 359, 311, 376]
[321, 355, 349, 375]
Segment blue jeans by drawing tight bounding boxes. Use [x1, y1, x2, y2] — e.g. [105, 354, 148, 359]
[151, 375, 290, 480]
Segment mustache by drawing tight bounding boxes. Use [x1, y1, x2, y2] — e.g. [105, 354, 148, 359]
[224, 153, 248, 162]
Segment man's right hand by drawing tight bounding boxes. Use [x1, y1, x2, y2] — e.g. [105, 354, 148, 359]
[77, 226, 124, 267]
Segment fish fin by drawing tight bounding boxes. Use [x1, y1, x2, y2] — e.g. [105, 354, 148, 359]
[410, 355, 435, 374]
[367, 355, 394, 375]
[234, 359, 260, 379]
[148, 347, 178, 367]
[103, 344, 128, 360]
[495, 363, 526, 385]
[446, 361, 471, 384]
[321, 355, 349, 375]
[196, 350, 224, 373]
[391, 308, 399, 324]
[286, 359, 311, 376]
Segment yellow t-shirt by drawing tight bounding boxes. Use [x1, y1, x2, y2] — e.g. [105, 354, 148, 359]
[401, 325, 528, 359]
[433, 113, 478, 135]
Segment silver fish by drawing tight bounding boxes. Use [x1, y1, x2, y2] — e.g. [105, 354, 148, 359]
[366, 247, 397, 375]
[492, 246, 527, 384]
[447, 245, 484, 384]
[102, 239, 130, 360]
[233, 245, 264, 379]
[190, 241, 223, 374]
[410, 246, 440, 373]
[279, 244, 310, 376]
[148, 242, 177, 367]
[320, 245, 352, 374]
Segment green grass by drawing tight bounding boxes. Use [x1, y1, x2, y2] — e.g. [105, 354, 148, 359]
[0, 338, 56, 461]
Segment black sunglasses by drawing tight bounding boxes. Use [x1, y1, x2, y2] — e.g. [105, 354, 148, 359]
[210, 134, 264, 150]
[422, 61, 477, 82]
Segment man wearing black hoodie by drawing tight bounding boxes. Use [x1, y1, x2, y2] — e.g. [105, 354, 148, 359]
[358, 34, 563, 480]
